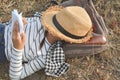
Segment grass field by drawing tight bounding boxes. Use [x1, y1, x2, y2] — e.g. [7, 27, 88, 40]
[0, 0, 120, 80]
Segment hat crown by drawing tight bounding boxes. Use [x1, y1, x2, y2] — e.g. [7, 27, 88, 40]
[56, 6, 92, 36]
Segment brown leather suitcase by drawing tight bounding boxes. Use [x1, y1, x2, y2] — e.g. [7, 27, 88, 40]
[60, 0, 108, 58]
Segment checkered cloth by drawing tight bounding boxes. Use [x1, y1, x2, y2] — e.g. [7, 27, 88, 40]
[45, 41, 70, 77]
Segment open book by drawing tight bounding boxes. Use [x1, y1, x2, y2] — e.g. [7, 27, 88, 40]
[11, 10, 23, 35]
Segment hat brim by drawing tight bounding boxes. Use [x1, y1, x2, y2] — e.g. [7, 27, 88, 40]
[41, 6, 93, 43]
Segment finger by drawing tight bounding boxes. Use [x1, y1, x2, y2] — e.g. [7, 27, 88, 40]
[22, 17, 28, 25]
[13, 21, 19, 33]
[21, 32, 26, 43]
[12, 30, 21, 39]
[12, 21, 20, 37]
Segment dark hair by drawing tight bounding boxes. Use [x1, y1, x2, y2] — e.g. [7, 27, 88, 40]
[40, 30, 48, 49]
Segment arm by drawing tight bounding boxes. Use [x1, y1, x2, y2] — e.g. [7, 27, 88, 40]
[10, 19, 46, 79]
[9, 47, 45, 79]
[46, 32, 60, 45]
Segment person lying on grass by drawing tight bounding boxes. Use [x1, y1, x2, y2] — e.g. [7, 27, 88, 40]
[0, 6, 92, 79]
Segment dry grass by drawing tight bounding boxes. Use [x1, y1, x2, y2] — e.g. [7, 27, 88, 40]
[0, 0, 120, 80]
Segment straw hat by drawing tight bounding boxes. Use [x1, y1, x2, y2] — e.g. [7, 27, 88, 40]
[41, 6, 93, 43]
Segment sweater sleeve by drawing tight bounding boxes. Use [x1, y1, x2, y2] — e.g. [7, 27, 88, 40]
[9, 39, 50, 80]
[9, 47, 23, 80]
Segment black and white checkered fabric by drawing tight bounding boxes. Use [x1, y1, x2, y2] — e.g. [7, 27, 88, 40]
[45, 41, 70, 77]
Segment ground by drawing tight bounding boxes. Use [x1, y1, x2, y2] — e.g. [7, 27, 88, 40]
[0, 0, 120, 80]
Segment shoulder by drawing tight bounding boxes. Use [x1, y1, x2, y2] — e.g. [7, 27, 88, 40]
[26, 17, 41, 23]
[25, 17, 44, 29]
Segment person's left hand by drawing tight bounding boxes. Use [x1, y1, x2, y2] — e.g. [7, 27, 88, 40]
[12, 18, 27, 50]
[46, 32, 60, 45]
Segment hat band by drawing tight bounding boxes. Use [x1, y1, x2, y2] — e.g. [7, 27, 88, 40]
[53, 15, 87, 39]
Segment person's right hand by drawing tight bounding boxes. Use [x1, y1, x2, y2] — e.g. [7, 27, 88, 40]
[12, 18, 27, 50]
[46, 32, 60, 45]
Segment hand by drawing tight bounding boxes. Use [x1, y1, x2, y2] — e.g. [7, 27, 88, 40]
[12, 18, 27, 50]
[46, 32, 60, 45]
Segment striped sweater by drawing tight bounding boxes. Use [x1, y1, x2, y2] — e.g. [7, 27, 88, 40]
[4, 17, 51, 80]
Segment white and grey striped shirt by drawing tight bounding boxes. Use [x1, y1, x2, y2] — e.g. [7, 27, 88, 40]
[4, 17, 51, 79]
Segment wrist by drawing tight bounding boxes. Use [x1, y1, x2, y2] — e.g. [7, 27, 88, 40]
[12, 45, 23, 52]
[46, 33, 58, 45]
[46, 36, 57, 45]
[45, 38, 51, 45]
